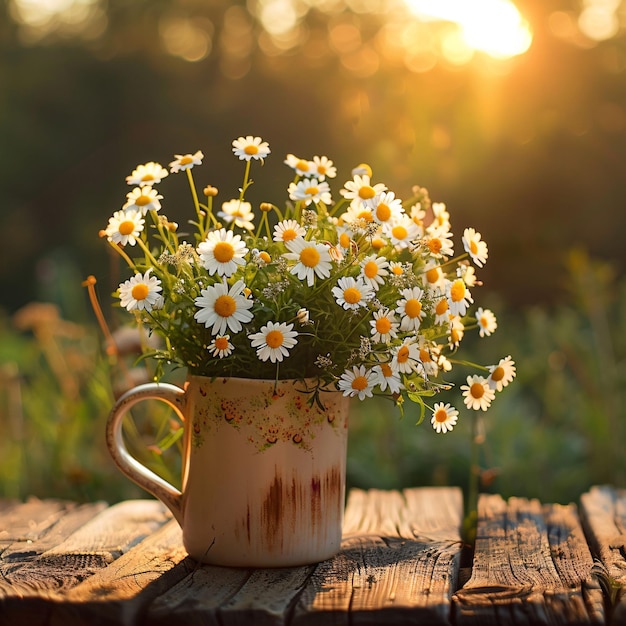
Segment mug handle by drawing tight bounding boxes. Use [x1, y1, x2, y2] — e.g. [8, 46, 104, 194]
[106, 382, 186, 525]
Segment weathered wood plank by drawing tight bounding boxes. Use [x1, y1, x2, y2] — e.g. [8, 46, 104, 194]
[0, 499, 170, 599]
[44, 517, 190, 625]
[291, 486, 463, 625]
[454, 494, 604, 625]
[579, 485, 626, 626]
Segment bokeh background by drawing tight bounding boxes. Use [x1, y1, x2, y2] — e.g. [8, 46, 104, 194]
[1, 0, 625, 504]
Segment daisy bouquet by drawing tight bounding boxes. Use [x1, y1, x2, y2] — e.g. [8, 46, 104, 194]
[98, 135, 515, 432]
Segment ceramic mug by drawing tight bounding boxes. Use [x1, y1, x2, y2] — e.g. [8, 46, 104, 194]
[106, 375, 350, 567]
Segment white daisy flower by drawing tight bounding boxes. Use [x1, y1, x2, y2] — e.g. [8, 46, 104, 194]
[218, 199, 255, 231]
[194, 279, 254, 336]
[372, 362, 404, 394]
[449, 316, 465, 348]
[360, 254, 389, 291]
[396, 287, 426, 332]
[431, 403, 459, 434]
[461, 375, 495, 411]
[208, 335, 234, 358]
[284, 154, 313, 176]
[338, 365, 376, 400]
[457, 263, 479, 287]
[410, 203, 426, 232]
[197, 228, 248, 277]
[125, 162, 169, 187]
[488, 356, 516, 391]
[370, 308, 399, 344]
[424, 228, 454, 259]
[340, 174, 387, 208]
[169, 150, 204, 173]
[431, 202, 450, 230]
[476, 307, 497, 337]
[371, 191, 403, 226]
[283, 239, 333, 287]
[332, 276, 373, 310]
[391, 339, 421, 374]
[288, 179, 332, 206]
[386, 214, 421, 249]
[310, 155, 337, 180]
[463, 227, 489, 268]
[422, 262, 446, 292]
[417, 340, 440, 378]
[249, 321, 298, 363]
[119, 269, 163, 312]
[105, 209, 145, 246]
[433, 295, 450, 325]
[447, 278, 473, 317]
[273, 219, 306, 243]
[123, 186, 163, 214]
[232, 136, 271, 161]
[342, 203, 375, 229]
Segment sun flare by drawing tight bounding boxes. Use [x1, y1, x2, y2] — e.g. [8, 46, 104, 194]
[404, 0, 533, 59]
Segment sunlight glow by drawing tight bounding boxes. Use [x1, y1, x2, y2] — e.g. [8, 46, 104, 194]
[404, 0, 533, 59]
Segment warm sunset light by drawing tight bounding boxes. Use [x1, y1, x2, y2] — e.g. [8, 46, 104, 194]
[404, 0, 533, 59]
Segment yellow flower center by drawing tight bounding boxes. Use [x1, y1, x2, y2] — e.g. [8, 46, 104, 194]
[281, 228, 298, 242]
[391, 264, 403, 276]
[118, 220, 135, 236]
[259, 251, 271, 263]
[397, 345, 409, 363]
[265, 330, 284, 349]
[426, 267, 440, 284]
[435, 299, 449, 316]
[214, 295, 236, 317]
[450, 279, 466, 302]
[141, 174, 155, 182]
[358, 185, 376, 200]
[376, 203, 391, 222]
[434, 408, 448, 423]
[470, 240, 479, 255]
[213, 241, 235, 263]
[450, 328, 461, 344]
[470, 382, 485, 399]
[135, 194, 151, 206]
[380, 363, 392, 377]
[180, 156, 193, 165]
[372, 238, 385, 250]
[296, 159, 309, 172]
[419, 348, 432, 362]
[317, 165, 327, 175]
[351, 375, 368, 391]
[131, 284, 149, 301]
[364, 260, 379, 279]
[491, 366, 505, 382]
[300, 246, 320, 268]
[376, 317, 392, 334]
[391, 225, 408, 240]
[244, 145, 259, 155]
[339, 232, 351, 248]
[428, 238, 442, 254]
[404, 299, 422, 319]
[215, 337, 230, 350]
[479, 316, 489, 327]
[357, 210, 373, 222]
[343, 287, 362, 304]
[305, 186, 319, 196]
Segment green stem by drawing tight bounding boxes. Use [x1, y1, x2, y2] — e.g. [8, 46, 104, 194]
[463, 411, 481, 547]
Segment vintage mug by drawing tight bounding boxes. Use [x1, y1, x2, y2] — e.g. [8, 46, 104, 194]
[106, 375, 350, 567]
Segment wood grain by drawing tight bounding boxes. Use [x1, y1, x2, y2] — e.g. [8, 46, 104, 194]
[579, 486, 626, 626]
[454, 494, 604, 625]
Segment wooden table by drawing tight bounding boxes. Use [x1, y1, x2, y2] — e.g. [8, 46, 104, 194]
[1, 486, 624, 625]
